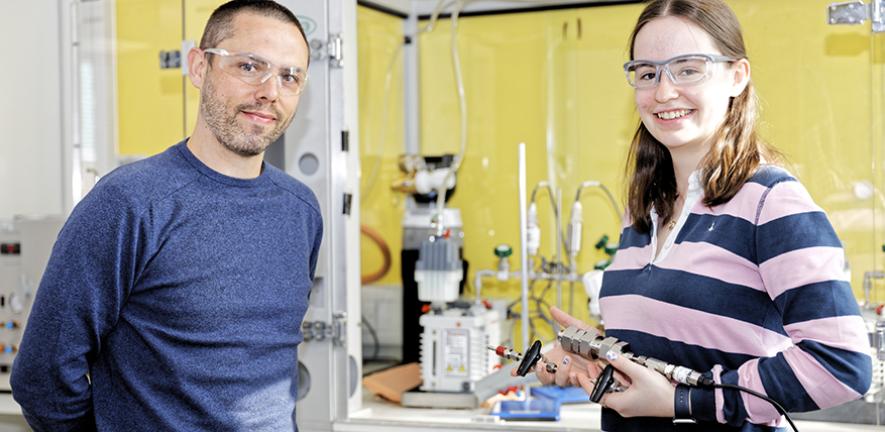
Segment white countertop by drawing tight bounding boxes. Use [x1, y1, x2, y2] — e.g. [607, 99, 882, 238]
[0, 388, 878, 432]
[335, 389, 885, 432]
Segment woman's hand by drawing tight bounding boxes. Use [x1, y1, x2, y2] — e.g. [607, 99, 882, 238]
[577, 352, 676, 418]
[510, 307, 602, 387]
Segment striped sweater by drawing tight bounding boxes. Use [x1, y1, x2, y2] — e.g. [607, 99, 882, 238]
[599, 166, 872, 431]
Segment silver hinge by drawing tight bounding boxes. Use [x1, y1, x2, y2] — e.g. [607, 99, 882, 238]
[829, 0, 885, 32]
[302, 312, 347, 346]
[309, 34, 343, 68]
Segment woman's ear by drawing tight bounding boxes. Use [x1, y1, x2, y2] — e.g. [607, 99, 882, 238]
[729, 58, 751, 97]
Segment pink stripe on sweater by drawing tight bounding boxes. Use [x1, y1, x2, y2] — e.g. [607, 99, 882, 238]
[782, 347, 865, 410]
[694, 182, 769, 223]
[607, 246, 651, 271]
[784, 316, 872, 354]
[600, 295, 792, 357]
[713, 365, 725, 424]
[757, 181, 823, 225]
[657, 241, 763, 291]
[759, 247, 847, 297]
[737, 360, 784, 425]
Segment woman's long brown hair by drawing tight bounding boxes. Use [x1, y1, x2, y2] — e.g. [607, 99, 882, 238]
[625, 0, 779, 233]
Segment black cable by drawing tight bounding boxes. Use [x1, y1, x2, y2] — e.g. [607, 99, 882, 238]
[527, 278, 554, 336]
[361, 317, 380, 361]
[535, 306, 554, 328]
[506, 279, 538, 312]
[706, 383, 798, 432]
[531, 297, 554, 326]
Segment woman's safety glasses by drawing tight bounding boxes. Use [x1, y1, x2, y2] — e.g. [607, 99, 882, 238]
[623, 53, 735, 89]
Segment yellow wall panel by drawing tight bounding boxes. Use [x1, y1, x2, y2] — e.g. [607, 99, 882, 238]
[358, 6, 406, 285]
[116, 0, 186, 157]
[116, 0, 224, 158]
[554, 5, 644, 274]
[184, 0, 228, 135]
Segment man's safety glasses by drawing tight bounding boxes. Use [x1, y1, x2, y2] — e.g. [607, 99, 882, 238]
[203, 48, 308, 95]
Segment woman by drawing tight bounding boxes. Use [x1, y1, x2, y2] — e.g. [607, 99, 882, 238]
[532, 0, 872, 430]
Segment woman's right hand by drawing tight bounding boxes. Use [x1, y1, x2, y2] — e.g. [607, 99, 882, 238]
[511, 306, 603, 387]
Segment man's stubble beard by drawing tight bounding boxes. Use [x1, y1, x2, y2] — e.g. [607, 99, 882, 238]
[200, 77, 293, 157]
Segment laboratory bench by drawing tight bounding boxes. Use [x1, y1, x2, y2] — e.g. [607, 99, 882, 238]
[0, 391, 878, 431]
[336, 388, 885, 432]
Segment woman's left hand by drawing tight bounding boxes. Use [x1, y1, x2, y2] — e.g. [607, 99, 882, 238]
[576, 352, 676, 418]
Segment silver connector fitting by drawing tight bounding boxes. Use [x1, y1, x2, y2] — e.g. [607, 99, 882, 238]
[557, 325, 707, 387]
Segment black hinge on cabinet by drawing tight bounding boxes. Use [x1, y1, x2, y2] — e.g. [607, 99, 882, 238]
[342, 193, 353, 215]
[341, 130, 350, 152]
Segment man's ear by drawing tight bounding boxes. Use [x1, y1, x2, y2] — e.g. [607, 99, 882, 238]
[729, 58, 750, 97]
[187, 48, 207, 89]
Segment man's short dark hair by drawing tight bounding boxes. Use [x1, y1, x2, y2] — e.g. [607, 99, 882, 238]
[200, 0, 309, 58]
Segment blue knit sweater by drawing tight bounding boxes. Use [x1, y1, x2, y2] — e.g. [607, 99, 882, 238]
[11, 141, 323, 431]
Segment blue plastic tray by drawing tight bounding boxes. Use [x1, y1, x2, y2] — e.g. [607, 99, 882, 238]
[531, 385, 590, 404]
[493, 398, 561, 421]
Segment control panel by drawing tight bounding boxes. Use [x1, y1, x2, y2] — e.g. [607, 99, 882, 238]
[0, 217, 64, 391]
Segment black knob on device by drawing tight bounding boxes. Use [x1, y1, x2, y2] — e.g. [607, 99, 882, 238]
[589, 364, 616, 403]
[516, 340, 543, 376]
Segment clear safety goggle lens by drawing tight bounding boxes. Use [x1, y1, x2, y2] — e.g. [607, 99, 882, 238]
[624, 54, 733, 89]
[205, 48, 308, 95]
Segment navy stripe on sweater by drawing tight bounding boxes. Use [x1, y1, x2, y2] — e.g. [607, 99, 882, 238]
[603, 268, 787, 336]
[756, 212, 842, 263]
[677, 213, 757, 263]
[757, 353, 820, 412]
[774, 280, 860, 325]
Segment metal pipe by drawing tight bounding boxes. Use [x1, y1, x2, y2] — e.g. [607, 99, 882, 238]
[574, 180, 624, 226]
[555, 189, 563, 326]
[474, 270, 532, 303]
[403, 10, 420, 155]
[518, 143, 530, 351]
[473, 269, 495, 304]
[532, 272, 580, 282]
[529, 181, 569, 259]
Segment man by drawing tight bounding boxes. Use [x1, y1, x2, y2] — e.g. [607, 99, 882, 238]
[11, 1, 321, 431]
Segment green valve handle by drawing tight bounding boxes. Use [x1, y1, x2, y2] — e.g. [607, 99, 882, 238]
[594, 234, 610, 250]
[495, 244, 513, 258]
[595, 235, 617, 256]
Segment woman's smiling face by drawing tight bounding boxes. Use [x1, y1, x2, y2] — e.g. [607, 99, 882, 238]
[632, 15, 745, 154]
